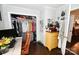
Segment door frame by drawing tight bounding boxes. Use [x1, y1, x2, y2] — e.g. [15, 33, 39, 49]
[67, 8, 79, 43]
[67, 15, 74, 43]
[60, 5, 70, 55]
[8, 12, 38, 41]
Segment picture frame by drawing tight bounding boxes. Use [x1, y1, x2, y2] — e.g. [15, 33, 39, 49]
[0, 11, 2, 21]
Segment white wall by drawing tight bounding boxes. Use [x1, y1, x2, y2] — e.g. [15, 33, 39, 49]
[71, 4, 79, 11]
[44, 7, 56, 25]
[39, 6, 57, 45]
[1, 4, 41, 42]
[0, 4, 5, 30]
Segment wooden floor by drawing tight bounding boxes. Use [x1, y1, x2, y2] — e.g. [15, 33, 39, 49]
[67, 36, 79, 55]
[28, 41, 74, 55]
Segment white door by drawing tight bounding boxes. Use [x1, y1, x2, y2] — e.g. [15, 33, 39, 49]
[58, 19, 67, 55]
[61, 20, 68, 55]
[60, 15, 74, 55]
[67, 15, 74, 42]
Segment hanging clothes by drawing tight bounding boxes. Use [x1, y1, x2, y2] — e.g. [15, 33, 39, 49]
[17, 20, 22, 36]
[21, 32, 31, 55]
[32, 20, 35, 32]
[31, 20, 36, 41]
[21, 20, 29, 41]
[12, 19, 20, 36]
[21, 20, 29, 32]
[28, 20, 32, 32]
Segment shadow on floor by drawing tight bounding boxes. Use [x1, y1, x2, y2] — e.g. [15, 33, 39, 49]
[28, 41, 74, 55]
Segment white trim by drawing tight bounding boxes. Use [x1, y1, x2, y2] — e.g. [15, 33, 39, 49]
[66, 48, 78, 55]
[8, 12, 38, 42]
[70, 8, 79, 11]
[8, 12, 37, 17]
[67, 5, 72, 42]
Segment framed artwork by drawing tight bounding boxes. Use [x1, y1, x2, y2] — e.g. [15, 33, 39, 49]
[40, 20, 44, 32]
[0, 11, 2, 21]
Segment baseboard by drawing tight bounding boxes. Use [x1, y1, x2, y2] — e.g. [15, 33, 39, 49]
[66, 48, 78, 55]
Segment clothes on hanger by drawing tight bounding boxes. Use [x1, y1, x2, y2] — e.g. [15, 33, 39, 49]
[21, 20, 29, 32]
[32, 20, 36, 32]
[28, 20, 36, 32]
[12, 18, 20, 36]
[11, 15, 36, 42]
[28, 20, 32, 32]
[17, 20, 22, 36]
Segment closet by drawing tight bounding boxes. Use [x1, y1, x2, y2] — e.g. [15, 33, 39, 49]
[10, 14, 36, 54]
[10, 14, 36, 42]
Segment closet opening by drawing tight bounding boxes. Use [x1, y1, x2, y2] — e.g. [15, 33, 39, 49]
[10, 13, 37, 42]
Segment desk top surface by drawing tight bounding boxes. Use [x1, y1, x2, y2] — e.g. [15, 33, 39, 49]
[2, 37, 22, 55]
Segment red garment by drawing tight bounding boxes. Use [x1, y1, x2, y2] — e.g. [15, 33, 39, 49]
[21, 32, 31, 55]
[32, 21, 35, 32]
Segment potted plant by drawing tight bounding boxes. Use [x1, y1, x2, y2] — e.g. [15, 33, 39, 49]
[0, 37, 12, 54]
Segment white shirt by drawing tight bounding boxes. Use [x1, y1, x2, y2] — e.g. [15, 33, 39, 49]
[21, 20, 29, 32]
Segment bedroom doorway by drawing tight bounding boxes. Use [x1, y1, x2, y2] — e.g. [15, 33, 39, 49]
[66, 9, 79, 55]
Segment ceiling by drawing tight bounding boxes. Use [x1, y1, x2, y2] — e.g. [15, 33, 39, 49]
[12, 4, 64, 8]
[10, 4, 64, 11]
